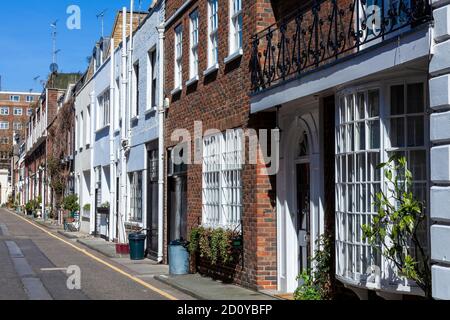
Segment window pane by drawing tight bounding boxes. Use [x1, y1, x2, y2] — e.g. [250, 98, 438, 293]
[357, 93, 365, 120]
[407, 116, 424, 147]
[347, 95, 354, 122]
[407, 83, 424, 114]
[368, 90, 379, 117]
[356, 122, 365, 151]
[367, 120, 380, 149]
[389, 117, 405, 148]
[391, 85, 404, 115]
[409, 150, 426, 181]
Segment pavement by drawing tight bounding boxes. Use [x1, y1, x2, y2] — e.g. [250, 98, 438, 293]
[7, 209, 279, 301]
[154, 274, 279, 300]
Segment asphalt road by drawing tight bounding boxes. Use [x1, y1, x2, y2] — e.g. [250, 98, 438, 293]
[0, 208, 192, 300]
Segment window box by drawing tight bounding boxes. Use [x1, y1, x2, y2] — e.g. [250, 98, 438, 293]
[203, 64, 219, 77]
[97, 207, 109, 215]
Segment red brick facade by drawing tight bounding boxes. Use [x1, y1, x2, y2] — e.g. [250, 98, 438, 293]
[163, 0, 286, 290]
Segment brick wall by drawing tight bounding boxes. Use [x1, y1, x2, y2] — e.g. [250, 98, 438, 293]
[163, 0, 278, 290]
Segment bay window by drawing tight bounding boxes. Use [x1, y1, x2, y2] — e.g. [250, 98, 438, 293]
[203, 129, 243, 230]
[335, 80, 428, 286]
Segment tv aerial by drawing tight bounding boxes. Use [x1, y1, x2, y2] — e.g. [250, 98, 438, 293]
[96, 9, 108, 38]
[50, 20, 59, 73]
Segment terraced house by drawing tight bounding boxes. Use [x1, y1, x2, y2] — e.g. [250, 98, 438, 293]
[247, 0, 450, 300]
[162, 0, 450, 300]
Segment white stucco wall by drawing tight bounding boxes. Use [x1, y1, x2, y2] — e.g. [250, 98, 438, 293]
[430, 0, 450, 300]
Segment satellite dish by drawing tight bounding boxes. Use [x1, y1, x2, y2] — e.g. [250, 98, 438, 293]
[50, 63, 59, 73]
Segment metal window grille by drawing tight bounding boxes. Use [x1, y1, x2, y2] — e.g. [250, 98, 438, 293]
[202, 129, 243, 230]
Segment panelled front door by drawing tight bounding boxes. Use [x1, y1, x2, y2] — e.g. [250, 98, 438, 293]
[146, 149, 159, 259]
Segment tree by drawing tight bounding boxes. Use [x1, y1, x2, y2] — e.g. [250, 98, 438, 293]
[362, 155, 431, 298]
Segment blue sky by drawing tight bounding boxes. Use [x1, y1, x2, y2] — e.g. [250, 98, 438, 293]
[0, 0, 152, 92]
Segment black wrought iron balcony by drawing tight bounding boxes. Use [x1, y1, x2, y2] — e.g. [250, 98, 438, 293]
[251, 0, 431, 93]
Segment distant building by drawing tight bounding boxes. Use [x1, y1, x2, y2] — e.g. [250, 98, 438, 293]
[0, 91, 40, 204]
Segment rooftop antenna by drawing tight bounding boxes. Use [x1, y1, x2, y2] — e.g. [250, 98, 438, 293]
[96, 9, 108, 38]
[138, 0, 142, 24]
[50, 20, 59, 73]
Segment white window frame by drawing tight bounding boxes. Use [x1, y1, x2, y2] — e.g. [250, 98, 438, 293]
[202, 129, 243, 231]
[147, 49, 157, 111]
[0, 121, 9, 130]
[27, 108, 33, 116]
[174, 25, 183, 91]
[207, 0, 219, 68]
[10, 95, 19, 102]
[26, 96, 34, 102]
[229, 0, 242, 55]
[14, 107, 23, 116]
[189, 10, 199, 81]
[97, 90, 110, 129]
[335, 78, 428, 287]
[86, 105, 91, 146]
[13, 122, 23, 131]
[132, 61, 140, 118]
[80, 111, 84, 150]
[0, 107, 9, 115]
[129, 171, 143, 222]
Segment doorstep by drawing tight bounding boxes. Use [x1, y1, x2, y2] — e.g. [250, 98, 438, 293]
[154, 273, 280, 301]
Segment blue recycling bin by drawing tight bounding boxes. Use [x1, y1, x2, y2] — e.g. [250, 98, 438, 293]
[169, 240, 190, 275]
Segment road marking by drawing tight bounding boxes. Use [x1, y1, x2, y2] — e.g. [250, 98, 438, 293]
[41, 268, 68, 272]
[10, 212, 178, 300]
[6, 240, 53, 300]
[0, 223, 9, 236]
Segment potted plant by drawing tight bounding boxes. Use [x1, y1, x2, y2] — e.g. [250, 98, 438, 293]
[62, 195, 80, 230]
[25, 201, 34, 216]
[97, 202, 110, 215]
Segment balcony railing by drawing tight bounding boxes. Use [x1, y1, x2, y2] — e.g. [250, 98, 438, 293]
[251, 0, 431, 93]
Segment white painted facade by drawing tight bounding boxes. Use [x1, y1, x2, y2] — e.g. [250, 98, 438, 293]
[73, 3, 165, 260]
[429, 0, 450, 300]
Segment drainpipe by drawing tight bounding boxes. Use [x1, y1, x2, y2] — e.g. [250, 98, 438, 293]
[119, 7, 128, 244]
[43, 88, 48, 220]
[128, 1, 134, 142]
[109, 38, 116, 241]
[90, 90, 96, 234]
[157, 25, 165, 264]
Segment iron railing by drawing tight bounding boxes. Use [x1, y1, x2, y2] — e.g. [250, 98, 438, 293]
[251, 0, 431, 92]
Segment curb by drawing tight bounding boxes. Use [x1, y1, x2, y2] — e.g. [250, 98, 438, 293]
[57, 230, 82, 240]
[76, 239, 125, 259]
[154, 275, 204, 300]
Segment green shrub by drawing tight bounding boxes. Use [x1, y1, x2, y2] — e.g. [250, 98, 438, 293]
[189, 226, 240, 265]
[62, 194, 80, 213]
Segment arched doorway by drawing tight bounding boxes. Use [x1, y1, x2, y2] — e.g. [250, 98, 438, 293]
[277, 108, 323, 293]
